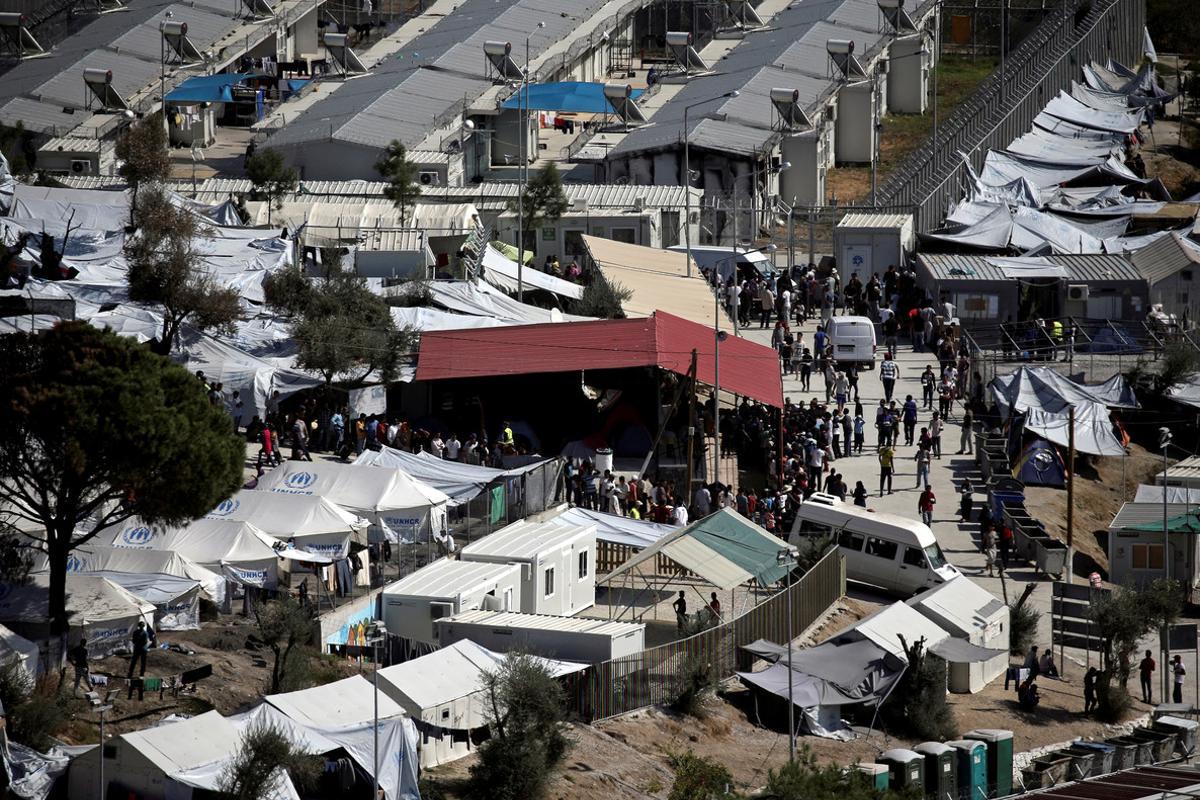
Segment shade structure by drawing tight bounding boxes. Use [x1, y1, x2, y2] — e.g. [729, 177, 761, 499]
[601, 508, 791, 589]
[165, 72, 250, 103]
[102, 517, 281, 588]
[416, 311, 784, 407]
[0, 574, 156, 657]
[500, 81, 645, 113]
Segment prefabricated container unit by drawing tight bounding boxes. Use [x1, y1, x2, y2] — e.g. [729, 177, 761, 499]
[853, 763, 890, 791]
[963, 729, 1012, 797]
[914, 742, 957, 800]
[381, 560, 522, 648]
[907, 576, 1009, 693]
[459, 519, 597, 616]
[877, 749, 924, 791]
[833, 212, 915, 284]
[946, 740, 987, 800]
[434, 609, 645, 664]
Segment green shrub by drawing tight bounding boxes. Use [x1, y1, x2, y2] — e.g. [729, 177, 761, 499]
[881, 637, 957, 741]
[670, 653, 715, 718]
[668, 751, 737, 800]
[1009, 601, 1041, 657]
[572, 275, 631, 319]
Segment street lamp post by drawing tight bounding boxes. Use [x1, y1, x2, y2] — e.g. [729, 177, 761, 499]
[367, 620, 388, 800]
[1160, 427, 1173, 582]
[682, 91, 739, 278]
[517, 22, 546, 302]
[777, 546, 799, 762]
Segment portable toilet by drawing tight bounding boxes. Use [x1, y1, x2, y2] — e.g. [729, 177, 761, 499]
[914, 742, 957, 800]
[878, 749, 924, 791]
[854, 763, 890, 791]
[946, 740, 987, 800]
[964, 729, 1012, 797]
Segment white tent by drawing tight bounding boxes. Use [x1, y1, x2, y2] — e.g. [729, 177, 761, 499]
[377, 639, 586, 767]
[253, 461, 450, 544]
[206, 490, 364, 557]
[103, 517, 281, 589]
[907, 577, 1009, 692]
[67, 710, 299, 800]
[267, 674, 407, 727]
[33, 543, 226, 607]
[0, 574, 155, 657]
[832, 601, 950, 659]
[0, 623, 40, 677]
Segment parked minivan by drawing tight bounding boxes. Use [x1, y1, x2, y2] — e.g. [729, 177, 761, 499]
[788, 493, 959, 596]
[827, 316, 877, 370]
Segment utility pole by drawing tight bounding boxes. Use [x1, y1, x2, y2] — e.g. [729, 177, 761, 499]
[685, 349, 698, 497]
[1066, 405, 1075, 582]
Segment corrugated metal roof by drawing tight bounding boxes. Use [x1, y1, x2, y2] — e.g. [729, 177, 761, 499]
[1130, 232, 1200, 285]
[460, 518, 594, 560]
[916, 253, 1143, 283]
[443, 609, 644, 636]
[357, 229, 431, 253]
[38, 136, 103, 154]
[416, 311, 784, 406]
[383, 559, 520, 599]
[1110, 502, 1199, 530]
[837, 212, 913, 229]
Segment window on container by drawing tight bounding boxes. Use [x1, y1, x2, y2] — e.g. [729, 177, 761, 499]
[611, 227, 637, 244]
[578, 550, 589, 579]
[544, 566, 555, 597]
[1132, 543, 1164, 570]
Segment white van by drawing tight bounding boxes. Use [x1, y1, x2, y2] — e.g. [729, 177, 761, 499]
[788, 493, 959, 596]
[827, 316, 877, 370]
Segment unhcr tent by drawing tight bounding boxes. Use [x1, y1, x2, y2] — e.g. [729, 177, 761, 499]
[1013, 440, 1068, 487]
[0, 574, 155, 657]
[991, 366, 1139, 416]
[601, 508, 790, 591]
[377, 639, 586, 767]
[40, 542, 227, 607]
[355, 446, 503, 505]
[253, 461, 450, 544]
[206, 489, 364, 555]
[67, 711, 299, 800]
[104, 517, 281, 589]
[0, 623, 40, 678]
[555, 506, 673, 548]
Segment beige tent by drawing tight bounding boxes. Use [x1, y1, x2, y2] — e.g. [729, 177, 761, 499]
[581, 235, 733, 327]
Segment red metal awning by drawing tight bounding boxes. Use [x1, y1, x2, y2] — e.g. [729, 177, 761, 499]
[415, 311, 784, 407]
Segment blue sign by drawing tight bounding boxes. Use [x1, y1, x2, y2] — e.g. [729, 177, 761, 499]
[283, 471, 317, 491]
[210, 498, 240, 517]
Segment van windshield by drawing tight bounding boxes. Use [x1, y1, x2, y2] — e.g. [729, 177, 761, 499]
[924, 543, 948, 569]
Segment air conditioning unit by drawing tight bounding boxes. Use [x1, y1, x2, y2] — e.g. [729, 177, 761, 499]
[418, 170, 441, 186]
[480, 593, 504, 611]
[1067, 284, 1090, 302]
[70, 158, 94, 175]
[571, 198, 589, 213]
[429, 601, 454, 620]
[633, 195, 646, 212]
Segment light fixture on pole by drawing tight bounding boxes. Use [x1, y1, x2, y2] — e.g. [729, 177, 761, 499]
[516, 20, 546, 302]
[366, 620, 388, 800]
[1160, 427, 1173, 582]
[682, 90, 739, 278]
[776, 546, 799, 762]
[88, 691, 115, 799]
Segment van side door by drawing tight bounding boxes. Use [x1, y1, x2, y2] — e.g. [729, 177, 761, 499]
[899, 545, 934, 592]
[861, 535, 901, 591]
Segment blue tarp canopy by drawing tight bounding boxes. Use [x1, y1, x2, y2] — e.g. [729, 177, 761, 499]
[501, 81, 644, 113]
[166, 73, 250, 103]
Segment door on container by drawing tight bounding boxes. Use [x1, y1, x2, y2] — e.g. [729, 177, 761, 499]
[842, 245, 871, 283]
[503, 587, 513, 611]
[1086, 294, 1121, 319]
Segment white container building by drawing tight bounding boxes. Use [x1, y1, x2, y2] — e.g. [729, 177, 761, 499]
[435, 609, 645, 663]
[381, 559, 521, 650]
[459, 518, 597, 616]
[907, 576, 1009, 693]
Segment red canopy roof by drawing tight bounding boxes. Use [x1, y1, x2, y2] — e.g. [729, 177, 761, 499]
[415, 311, 784, 407]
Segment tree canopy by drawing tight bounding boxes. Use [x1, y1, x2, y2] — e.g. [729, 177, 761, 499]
[115, 113, 170, 218]
[508, 163, 569, 253]
[0, 323, 244, 634]
[1090, 579, 1182, 720]
[246, 148, 299, 224]
[376, 139, 422, 222]
[126, 185, 242, 354]
[219, 717, 321, 800]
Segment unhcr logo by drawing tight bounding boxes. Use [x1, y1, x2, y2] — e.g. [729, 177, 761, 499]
[283, 471, 317, 491]
[66, 555, 88, 573]
[122, 526, 155, 546]
[211, 498, 240, 517]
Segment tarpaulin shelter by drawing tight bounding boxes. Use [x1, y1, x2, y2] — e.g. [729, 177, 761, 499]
[0, 574, 155, 657]
[67, 711, 299, 800]
[0, 623, 40, 678]
[205, 489, 366, 554]
[416, 311, 784, 408]
[354, 445, 557, 508]
[480, 242, 584, 299]
[501, 81, 645, 113]
[990, 366, 1139, 415]
[1012, 440, 1068, 487]
[165, 73, 251, 103]
[377, 639, 586, 767]
[252, 461, 450, 544]
[103, 517, 281, 589]
[1016, 404, 1128, 457]
[555, 506, 673, 548]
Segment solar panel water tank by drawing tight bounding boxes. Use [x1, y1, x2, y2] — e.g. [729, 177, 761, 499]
[603, 83, 646, 126]
[666, 31, 709, 73]
[160, 20, 202, 64]
[0, 13, 45, 59]
[913, 742, 957, 800]
[946, 739, 987, 800]
[83, 68, 127, 111]
[827, 39, 867, 80]
[877, 749, 924, 791]
[770, 88, 812, 130]
[324, 33, 366, 75]
[963, 729, 1012, 797]
[484, 40, 523, 80]
[878, 0, 916, 32]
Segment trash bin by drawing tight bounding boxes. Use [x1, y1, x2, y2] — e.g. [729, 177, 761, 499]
[964, 729, 1013, 797]
[853, 763, 890, 791]
[1055, 746, 1095, 780]
[1072, 740, 1115, 775]
[1128, 727, 1175, 763]
[1108, 735, 1153, 765]
[1035, 539, 1068, 577]
[1103, 737, 1137, 771]
[914, 742, 957, 800]
[594, 447, 613, 473]
[1153, 703, 1193, 720]
[1154, 715, 1199, 756]
[947, 740, 987, 800]
[878, 749, 924, 792]
[1020, 754, 1071, 789]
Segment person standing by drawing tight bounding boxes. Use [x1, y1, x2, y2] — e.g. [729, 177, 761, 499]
[920, 364, 936, 410]
[758, 282, 774, 328]
[69, 637, 90, 697]
[918, 485, 936, 526]
[1084, 667, 1099, 714]
[330, 407, 345, 454]
[673, 591, 688, 632]
[854, 410, 865, 454]
[902, 394, 918, 446]
[959, 407, 975, 455]
[127, 620, 154, 696]
[1174, 654, 1186, 704]
[878, 443, 895, 496]
[983, 528, 998, 577]
[998, 524, 1013, 569]
[290, 415, 313, 462]
[1140, 650, 1156, 704]
[799, 348, 812, 391]
[915, 445, 931, 489]
[880, 353, 899, 403]
[930, 411, 943, 459]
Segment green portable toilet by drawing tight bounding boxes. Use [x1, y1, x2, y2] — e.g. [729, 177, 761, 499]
[947, 740, 988, 800]
[878, 749, 924, 792]
[964, 729, 1013, 797]
[914, 742, 957, 800]
[853, 763, 890, 791]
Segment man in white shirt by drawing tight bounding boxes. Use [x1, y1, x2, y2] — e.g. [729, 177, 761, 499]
[672, 503, 689, 526]
[445, 434, 461, 461]
[693, 485, 711, 517]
